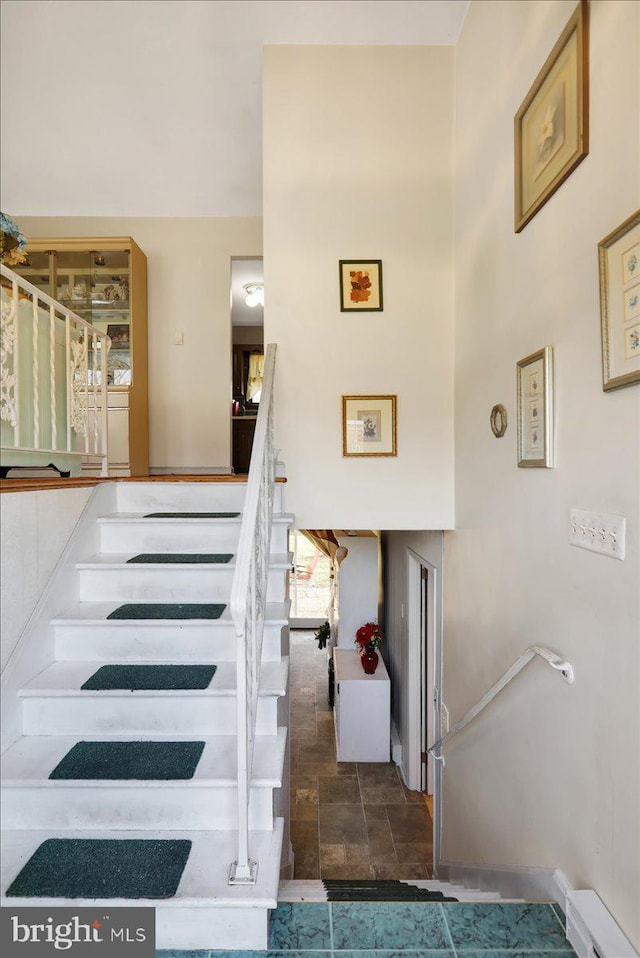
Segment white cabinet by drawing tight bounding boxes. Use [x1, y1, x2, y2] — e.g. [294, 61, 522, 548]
[333, 649, 390, 762]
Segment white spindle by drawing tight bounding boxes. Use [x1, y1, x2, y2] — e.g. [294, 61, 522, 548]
[12, 279, 20, 447]
[100, 336, 109, 476]
[65, 316, 72, 452]
[31, 295, 40, 449]
[83, 334, 89, 454]
[92, 331, 98, 455]
[49, 304, 57, 450]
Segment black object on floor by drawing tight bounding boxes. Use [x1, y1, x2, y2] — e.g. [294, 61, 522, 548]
[127, 553, 233, 564]
[322, 879, 459, 902]
[107, 603, 225, 620]
[49, 741, 206, 780]
[82, 664, 217, 690]
[143, 511, 240, 518]
[6, 838, 191, 899]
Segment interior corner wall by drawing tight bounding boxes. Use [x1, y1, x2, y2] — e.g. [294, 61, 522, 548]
[15, 216, 263, 473]
[263, 46, 455, 530]
[446, 0, 640, 947]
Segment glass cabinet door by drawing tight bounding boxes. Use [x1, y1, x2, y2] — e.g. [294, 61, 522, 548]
[90, 249, 131, 385]
[14, 244, 133, 386]
[17, 250, 52, 298]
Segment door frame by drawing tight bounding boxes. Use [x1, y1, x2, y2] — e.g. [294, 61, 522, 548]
[406, 549, 440, 788]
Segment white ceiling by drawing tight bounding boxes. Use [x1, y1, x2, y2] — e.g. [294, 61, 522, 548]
[0, 0, 470, 217]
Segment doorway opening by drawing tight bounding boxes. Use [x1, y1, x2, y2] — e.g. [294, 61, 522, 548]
[406, 549, 440, 859]
[230, 257, 263, 474]
[289, 530, 332, 629]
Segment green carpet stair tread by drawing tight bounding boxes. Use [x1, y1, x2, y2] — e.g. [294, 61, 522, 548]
[81, 664, 217, 690]
[127, 553, 233, 564]
[143, 511, 240, 518]
[322, 879, 459, 902]
[6, 839, 191, 899]
[49, 741, 206, 780]
[107, 603, 226, 620]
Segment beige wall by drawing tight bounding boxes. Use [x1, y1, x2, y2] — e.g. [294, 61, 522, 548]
[17, 217, 262, 472]
[263, 45, 455, 529]
[1, 488, 93, 669]
[445, 0, 640, 946]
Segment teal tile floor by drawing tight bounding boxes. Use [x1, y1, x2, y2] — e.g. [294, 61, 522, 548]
[157, 900, 577, 957]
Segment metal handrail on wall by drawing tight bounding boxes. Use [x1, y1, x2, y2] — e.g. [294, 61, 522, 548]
[429, 645, 575, 766]
[228, 343, 277, 885]
[1, 263, 110, 476]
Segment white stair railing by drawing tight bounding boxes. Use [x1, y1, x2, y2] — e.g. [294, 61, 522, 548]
[429, 645, 575, 765]
[1, 264, 110, 476]
[228, 343, 277, 885]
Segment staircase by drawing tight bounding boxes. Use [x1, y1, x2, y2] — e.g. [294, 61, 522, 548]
[1, 478, 293, 950]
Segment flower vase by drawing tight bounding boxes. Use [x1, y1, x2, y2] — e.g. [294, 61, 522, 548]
[361, 647, 379, 675]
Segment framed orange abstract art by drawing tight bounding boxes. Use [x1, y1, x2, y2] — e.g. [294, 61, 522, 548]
[339, 260, 383, 312]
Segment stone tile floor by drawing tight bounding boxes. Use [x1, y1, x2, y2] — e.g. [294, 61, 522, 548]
[159, 900, 577, 956]
[289, 630, 433, 880]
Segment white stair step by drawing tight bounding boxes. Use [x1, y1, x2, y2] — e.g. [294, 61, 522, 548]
[19, 659, 288, 735]
[1, 820, 285, 950]
[2, 729, 286, 830]
[21, 659, 288, 695]
[76, 553, 291, 602]
[277, 879, 515, 903]
[52, 601, 290, 662]
[98, 512, 293, 554]
[408, 880, 521, 902]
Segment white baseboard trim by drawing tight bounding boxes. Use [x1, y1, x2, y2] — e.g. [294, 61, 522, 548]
[149, 466, 233, 475]
[391, 717, 403, 768]
[437, 861, 572, 906]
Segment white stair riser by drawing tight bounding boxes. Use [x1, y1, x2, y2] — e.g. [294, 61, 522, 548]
[114, 482, 286, 514]
[115, 483, 248, 514]
[77, 566, 289, 603]
[21, 696, 279, 736]
[98, 519, 290, 555]
[2, 785, 275, 830]
[53, 623, 284, 663]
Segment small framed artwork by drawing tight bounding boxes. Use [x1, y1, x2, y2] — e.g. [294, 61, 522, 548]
[514, 0, 588, 232]
[342, 395, 396, 457]
[339, 260, 383, 312]
[598, 211, 640, 391]
[106, 323, 130, 347]
[517, 346, 553, 468]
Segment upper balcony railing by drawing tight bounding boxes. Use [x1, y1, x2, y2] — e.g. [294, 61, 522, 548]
[1, 263, 110, 477]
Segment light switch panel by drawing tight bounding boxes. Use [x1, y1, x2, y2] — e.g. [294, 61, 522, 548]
[174, 331, 184, 346]
[569, 508, 626, 560]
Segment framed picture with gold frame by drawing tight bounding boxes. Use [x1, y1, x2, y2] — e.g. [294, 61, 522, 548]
[514, 0, 589, 233]
[599, 210, 640, 391]
[517, 347, 553, 468]
[342, 395, 397, 457]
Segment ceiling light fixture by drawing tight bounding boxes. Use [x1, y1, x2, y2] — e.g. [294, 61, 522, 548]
[243, 282, 264, 308]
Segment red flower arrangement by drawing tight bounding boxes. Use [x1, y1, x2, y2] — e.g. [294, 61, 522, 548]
[355, 621, 382, 653]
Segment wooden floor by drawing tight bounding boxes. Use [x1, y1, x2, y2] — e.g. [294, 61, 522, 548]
[289, 630, 433, 880]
